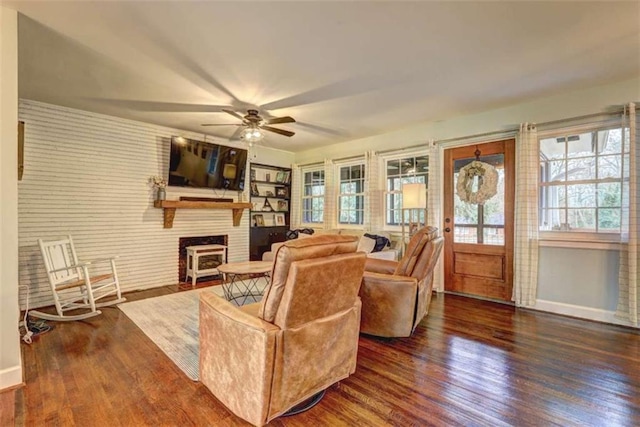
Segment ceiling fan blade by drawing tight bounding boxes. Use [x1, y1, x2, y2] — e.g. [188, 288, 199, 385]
[87, 99, 232, 113]
[262, 125, 295, 137]
[230, 126, 245, 141]
[265, 116, 296, 125]
[201, 123, 242, 127]
[223, 109, 245, 121]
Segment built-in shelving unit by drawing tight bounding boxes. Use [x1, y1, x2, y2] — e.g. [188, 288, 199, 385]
[154, 200, 252, 228]
[249, 163, 292, 260]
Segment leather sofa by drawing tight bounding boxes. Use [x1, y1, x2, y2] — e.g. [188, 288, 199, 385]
[262, 228, 400, 262]
[359, 226, 444, 338]
[199, 234, 366, 426]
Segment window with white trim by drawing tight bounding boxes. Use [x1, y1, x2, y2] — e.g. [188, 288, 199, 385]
[539, 126, 629, 235]
[337, 163, 365, 225]
[384, 154, 429, 226]
[302, 168, 325, 224]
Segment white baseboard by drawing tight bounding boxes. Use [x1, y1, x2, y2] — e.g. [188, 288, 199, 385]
[0, 365, 23, 391]
[532, 299, 637, 328]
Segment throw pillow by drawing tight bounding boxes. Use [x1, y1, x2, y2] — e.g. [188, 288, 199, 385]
[363, 233, 391, 252]
[356, 236, 376, 254]
[286, 228, 316, 240]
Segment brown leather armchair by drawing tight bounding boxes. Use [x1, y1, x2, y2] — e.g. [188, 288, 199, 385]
[359, 226, 444, 338]
[199, 235, 366, 426]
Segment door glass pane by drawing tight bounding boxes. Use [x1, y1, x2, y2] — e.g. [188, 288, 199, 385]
[453, 154, 505, 245]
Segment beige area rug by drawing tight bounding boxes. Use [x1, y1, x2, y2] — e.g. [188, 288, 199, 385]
[118, 281, 266, 381]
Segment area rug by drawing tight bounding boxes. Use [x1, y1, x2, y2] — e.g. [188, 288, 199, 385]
[118, 282, 266, 381]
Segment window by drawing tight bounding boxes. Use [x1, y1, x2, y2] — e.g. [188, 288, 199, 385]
[539, 126, 629, 234]
[302, 169, 325, 224]
[337, 163, 365, 225]
[384, 154, 429, 226]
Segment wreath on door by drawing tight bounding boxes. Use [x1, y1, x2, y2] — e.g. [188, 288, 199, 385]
[456, 160, 498, 205]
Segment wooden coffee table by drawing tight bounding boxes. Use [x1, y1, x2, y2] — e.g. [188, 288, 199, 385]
[217, 261, 272, 306]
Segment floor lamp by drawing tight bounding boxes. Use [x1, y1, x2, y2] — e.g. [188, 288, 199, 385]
[401, 183, 427, 255]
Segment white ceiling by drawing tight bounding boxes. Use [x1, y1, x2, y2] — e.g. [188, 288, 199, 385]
[5, 1, 640, 152]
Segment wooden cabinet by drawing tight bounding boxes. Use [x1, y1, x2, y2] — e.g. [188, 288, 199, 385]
[249, 163, 291, 260]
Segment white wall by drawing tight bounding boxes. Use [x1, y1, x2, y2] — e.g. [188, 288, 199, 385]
[18, 100, 294, 309]
[0, 6, 22, 391]
[294, 77, 640, 325]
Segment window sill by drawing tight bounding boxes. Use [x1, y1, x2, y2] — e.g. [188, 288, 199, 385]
[538, 239, 621, 251]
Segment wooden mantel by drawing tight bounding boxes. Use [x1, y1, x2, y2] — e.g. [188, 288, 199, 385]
[153, 200, 252, 228]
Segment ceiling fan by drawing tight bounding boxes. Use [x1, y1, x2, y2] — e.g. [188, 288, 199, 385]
[202, 109, 296, 142]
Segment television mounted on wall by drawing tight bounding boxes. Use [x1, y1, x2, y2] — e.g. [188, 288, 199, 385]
[168, 136, 248, 192]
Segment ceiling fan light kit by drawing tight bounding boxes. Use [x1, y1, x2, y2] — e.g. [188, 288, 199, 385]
[201, 109, 296, 143]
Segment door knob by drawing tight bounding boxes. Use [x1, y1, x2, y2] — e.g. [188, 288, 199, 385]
[445, 227, 451, 233]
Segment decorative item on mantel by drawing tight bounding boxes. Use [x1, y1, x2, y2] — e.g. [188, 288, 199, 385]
[149, 175, 167, 201]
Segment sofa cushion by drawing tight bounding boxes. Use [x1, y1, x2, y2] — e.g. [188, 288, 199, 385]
[356, 235, 377, 254]
[364, 233, 391, 252]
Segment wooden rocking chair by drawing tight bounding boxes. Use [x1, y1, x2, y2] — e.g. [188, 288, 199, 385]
[30, 235, 126, 321]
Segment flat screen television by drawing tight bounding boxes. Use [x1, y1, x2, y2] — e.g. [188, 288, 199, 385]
[168, 136, 248, 191]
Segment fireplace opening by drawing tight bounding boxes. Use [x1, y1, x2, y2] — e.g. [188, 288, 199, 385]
[178, 235, 228, 283]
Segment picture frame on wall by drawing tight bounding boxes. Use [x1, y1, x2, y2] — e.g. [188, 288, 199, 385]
[277, 200, 288, 211]
[274, 213, 286, 226]
[250, 182, 259, 196]
[275, 186, 288, 198]
[253, 214, 265, 227]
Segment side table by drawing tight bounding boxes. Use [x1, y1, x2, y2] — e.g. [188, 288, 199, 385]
[217, 261, 272, 306]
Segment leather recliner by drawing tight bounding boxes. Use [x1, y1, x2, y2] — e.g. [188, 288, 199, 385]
[199, 235, 366, 426]
[359, 226, 444, 338]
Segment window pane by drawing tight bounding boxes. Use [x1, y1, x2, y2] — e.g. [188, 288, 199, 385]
[566, 184, 596, 208]
[567, 133, 594, 158]
[400, 158, 416, 175]
[416, 156, 429, 174]
[540, 137, 565, 160]
[483, 228, 504, 245]
[340, 166, 349, 181]
[601, 129, 623, 154]
[454, 226, 477, 244]
[387, 160, 400, 176]
[598, 155, 622, 179]
[598, 208, 621, 230]
[567, 157, 595, 181]
[597, 183, 621, 207]
[540, 208, 566, 230]
[568, 208, 595, 230]
[547, 160, 566, 182]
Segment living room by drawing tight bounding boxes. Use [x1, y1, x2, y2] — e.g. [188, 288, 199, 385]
[1, 2, 639, 426]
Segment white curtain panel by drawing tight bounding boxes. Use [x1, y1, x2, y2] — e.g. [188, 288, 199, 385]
[427, 141, 444, 292]
[513, 123, 540, 307]
[290, 164, 302, 229]
[365, 151, 382, 231]
[323, 159, 336, 229]
[616, 103, 639, 326]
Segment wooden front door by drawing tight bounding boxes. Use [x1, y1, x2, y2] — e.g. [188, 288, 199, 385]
[443, 139, 515, 301]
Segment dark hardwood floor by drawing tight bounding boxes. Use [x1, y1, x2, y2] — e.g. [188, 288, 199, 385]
[15, 285, 640, 426]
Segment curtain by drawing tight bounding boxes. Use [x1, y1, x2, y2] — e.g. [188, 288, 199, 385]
[513, 123, 540, 307]
[427, 140, 444, 291]
[365, 151, 382, 231]
[616, 103, 639, 326]
[323, 159, 336, 229]
[290, 164, 301, 229]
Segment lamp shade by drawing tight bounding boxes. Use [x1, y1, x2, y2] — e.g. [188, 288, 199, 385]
[402, 183, 426, 209]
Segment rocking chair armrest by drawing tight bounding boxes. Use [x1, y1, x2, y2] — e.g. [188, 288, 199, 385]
[49, 262, 92, 273]
[79, 256, 119, 265]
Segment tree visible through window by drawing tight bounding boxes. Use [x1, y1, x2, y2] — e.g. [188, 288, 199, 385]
[302, 169, 325, 224]
[539, 127, 628, 233]
[385, 155, 428, 226]
[338, 164, 365, 225]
